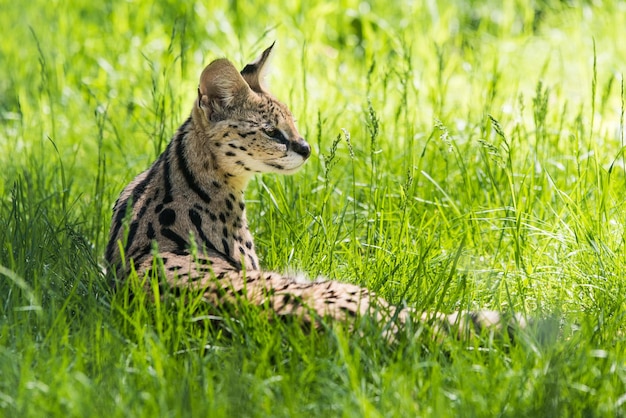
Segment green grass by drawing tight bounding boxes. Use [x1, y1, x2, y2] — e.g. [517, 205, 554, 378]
[1, 0, 626, 416]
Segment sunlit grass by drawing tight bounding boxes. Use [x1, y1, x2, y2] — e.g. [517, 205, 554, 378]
[1, 0, 626, 416]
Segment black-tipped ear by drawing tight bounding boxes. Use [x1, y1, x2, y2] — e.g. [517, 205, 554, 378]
[240, 42, 275, 93]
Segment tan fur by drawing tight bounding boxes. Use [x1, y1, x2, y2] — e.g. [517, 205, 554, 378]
[105, 45, 525, 339]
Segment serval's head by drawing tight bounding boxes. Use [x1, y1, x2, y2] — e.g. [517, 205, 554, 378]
[193, 44, 310, 180]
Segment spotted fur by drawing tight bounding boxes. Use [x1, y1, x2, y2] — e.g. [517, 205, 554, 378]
[105, 45, 526, 339]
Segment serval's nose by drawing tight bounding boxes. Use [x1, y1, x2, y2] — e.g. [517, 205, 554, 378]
[291, 137, 311, 159]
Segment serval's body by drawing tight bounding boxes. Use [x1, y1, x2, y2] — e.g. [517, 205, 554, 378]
[106, 45, 525, 337]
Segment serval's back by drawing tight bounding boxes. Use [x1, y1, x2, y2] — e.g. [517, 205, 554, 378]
[106, 44, 526, 338]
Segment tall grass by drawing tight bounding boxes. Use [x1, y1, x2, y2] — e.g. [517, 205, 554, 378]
[1, 0, 626, 416]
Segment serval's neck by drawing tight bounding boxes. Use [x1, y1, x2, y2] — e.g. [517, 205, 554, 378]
[164, 116, 257, 270]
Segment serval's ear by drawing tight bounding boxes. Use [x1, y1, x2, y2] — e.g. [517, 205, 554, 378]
[198, 58, 252, 120]
[240, 42, 275, 93]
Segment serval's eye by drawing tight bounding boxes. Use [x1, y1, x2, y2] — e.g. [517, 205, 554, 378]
[264, 127, 287, 144]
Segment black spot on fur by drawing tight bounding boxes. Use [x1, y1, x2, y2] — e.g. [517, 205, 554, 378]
[136, 197, 152, 218]
[248, 255, 258, 270]
[197, 258, 213, 265]
[161, 228, 188, 251]
[162, 148, 175, 204]
[125, 221, 139, 252]
[281, 294, 292, 305]
[266, 162, 284, 170]
[340, 306, 358, 318]
[189, 208, 202, 228]
[159, 209, 176, 227]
